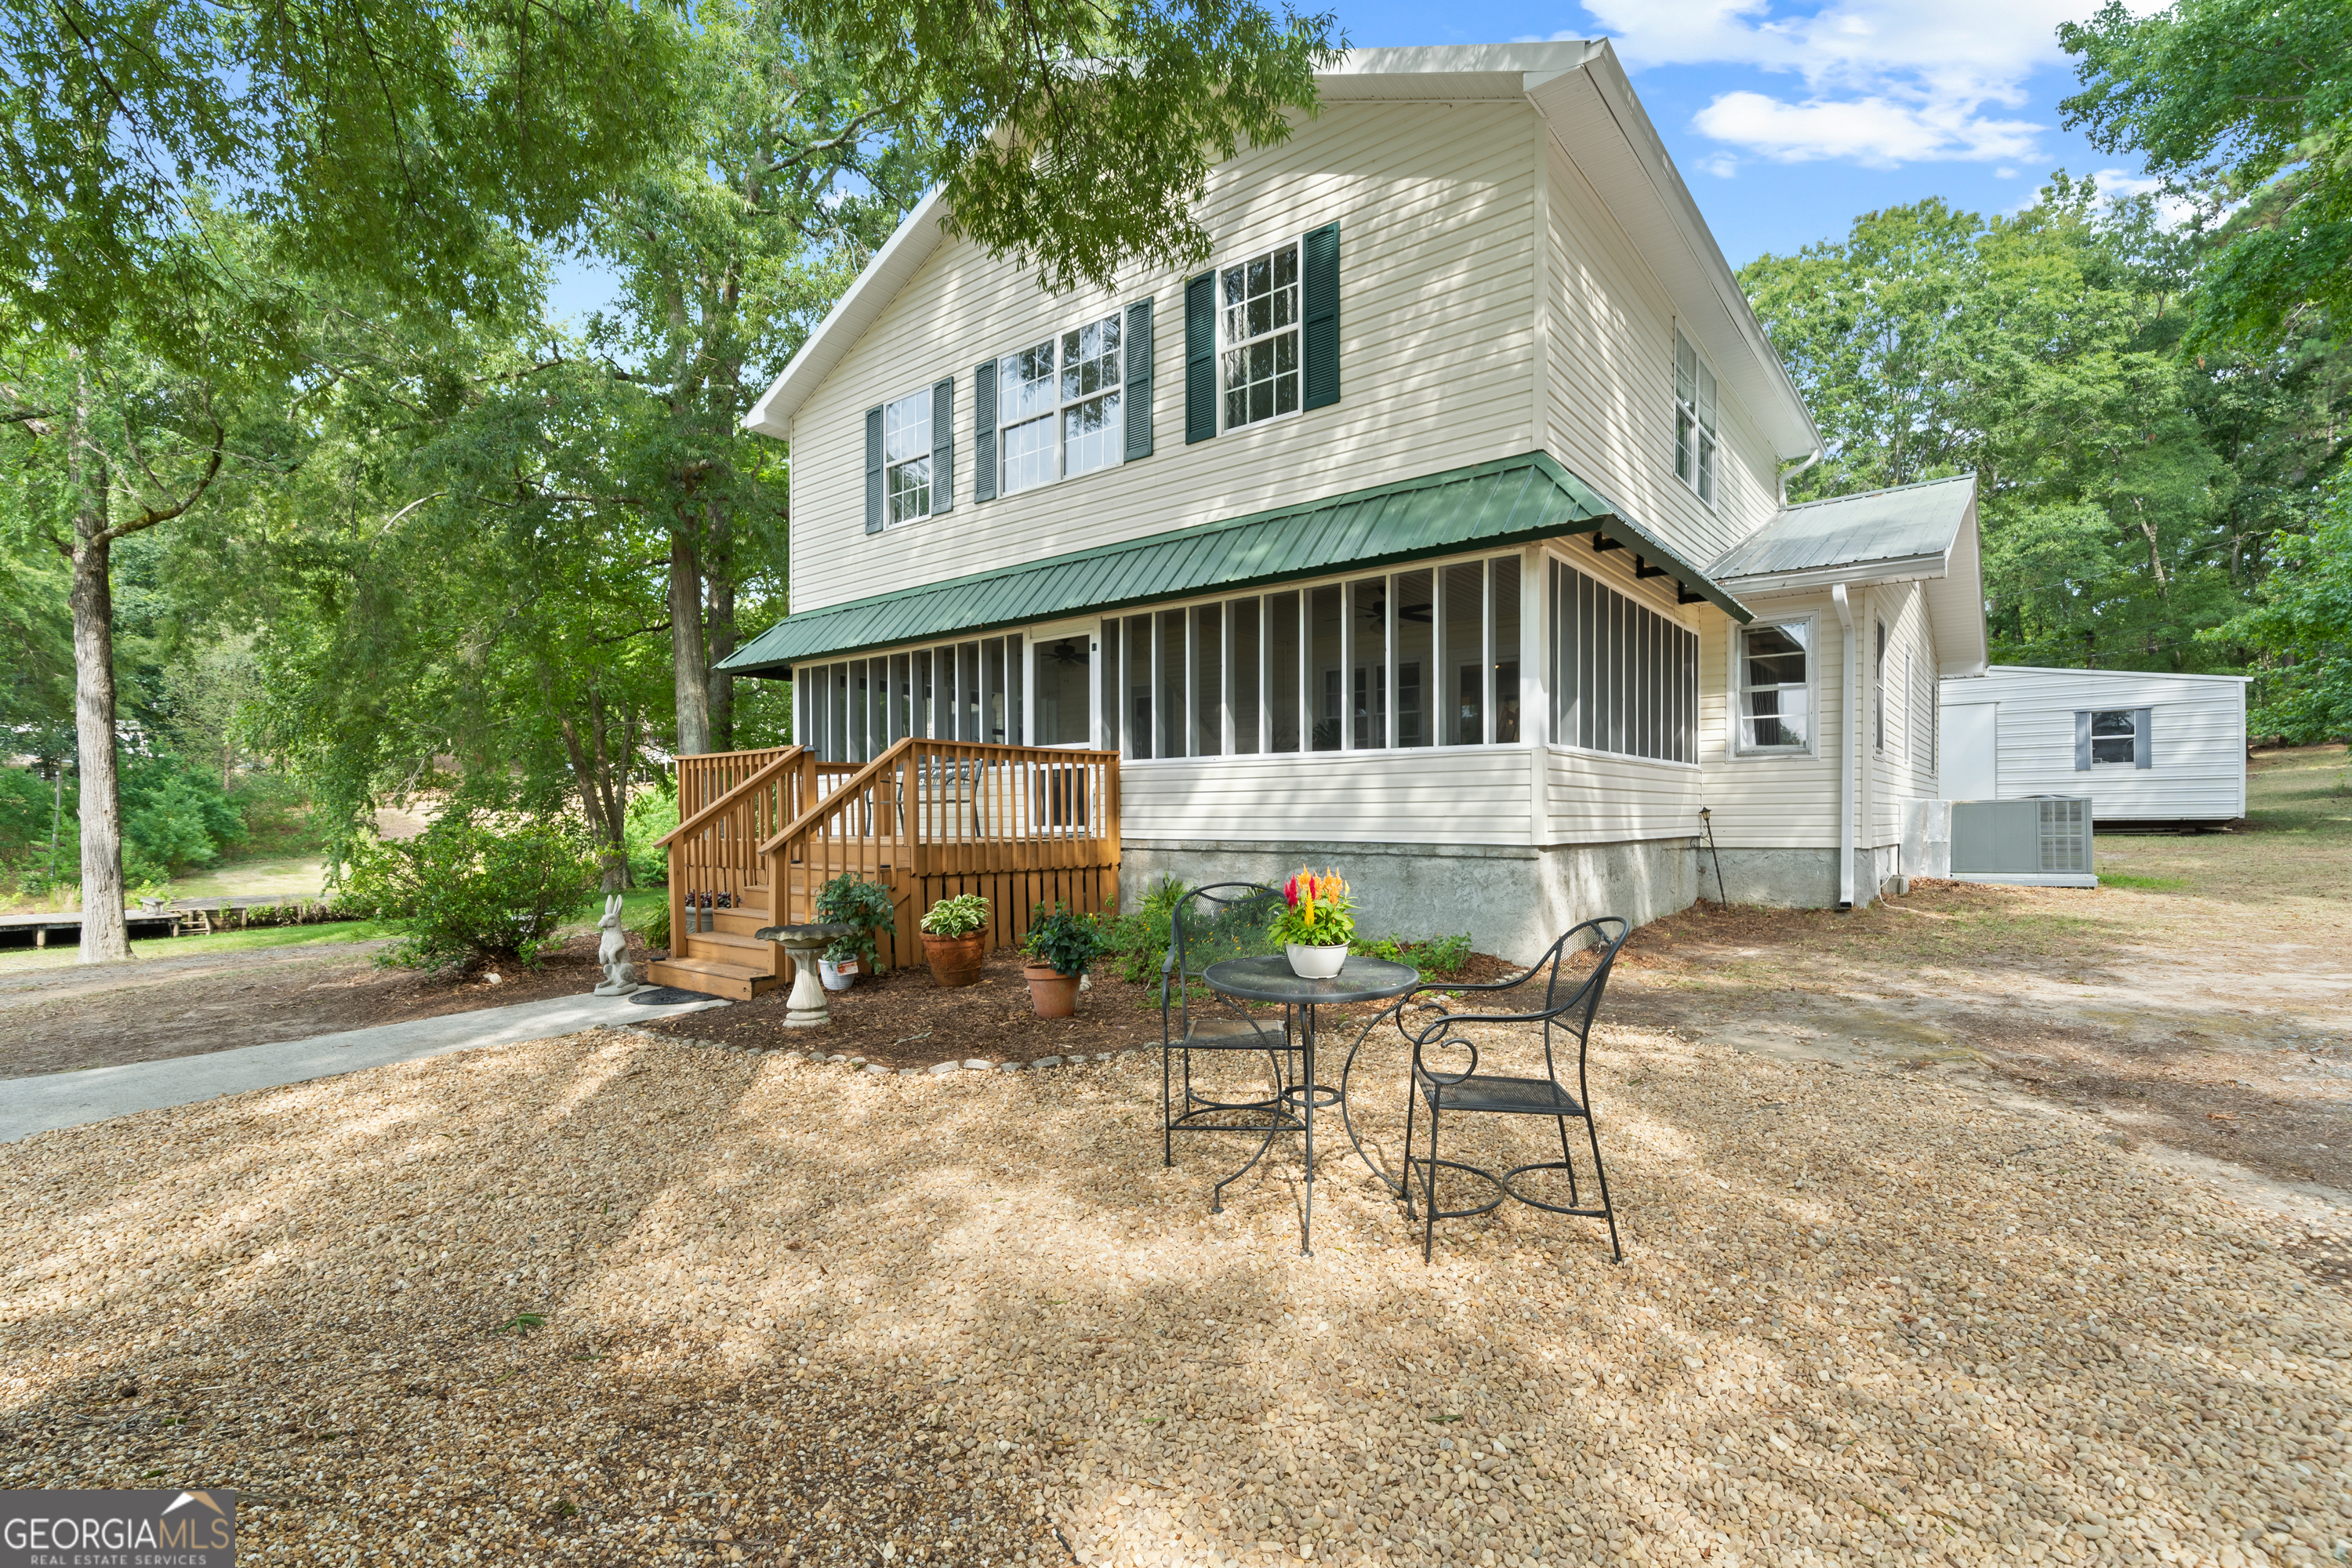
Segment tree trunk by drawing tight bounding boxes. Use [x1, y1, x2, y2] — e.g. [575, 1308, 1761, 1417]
[70, 510, 132, 964]
[668, 525, 710, 757]
[706, 548, 737, 754]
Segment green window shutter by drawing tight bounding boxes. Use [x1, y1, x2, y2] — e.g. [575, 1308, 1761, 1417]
[1184, 271, 1216, 444]
[1302, 221, 1340, 411]
[865, 405, 884, 534]
[930, 376, 955, 514]
[1123, 297, 1154, 461]
[973, 359, 998, 503]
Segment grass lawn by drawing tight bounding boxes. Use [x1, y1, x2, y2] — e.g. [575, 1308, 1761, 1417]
[0, 916, 403, 977]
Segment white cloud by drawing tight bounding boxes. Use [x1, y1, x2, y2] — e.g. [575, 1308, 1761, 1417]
[1697, 151, 1742, 178]
[1573, 0, 2106, 169]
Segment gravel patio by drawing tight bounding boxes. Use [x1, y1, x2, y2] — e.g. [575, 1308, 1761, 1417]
[2, 1014, 2346, 1567]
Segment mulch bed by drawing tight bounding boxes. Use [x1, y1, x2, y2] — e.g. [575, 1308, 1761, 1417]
[635, 946, 1523, 1071]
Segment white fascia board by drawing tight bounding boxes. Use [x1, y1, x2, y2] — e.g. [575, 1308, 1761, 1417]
[1526, 47, 1820, 462]
[1716, 552, 1951, 597]
[742, 185, 951, 440]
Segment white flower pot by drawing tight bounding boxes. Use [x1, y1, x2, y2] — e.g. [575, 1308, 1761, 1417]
[1285, 942, 1349, 979]
[818, 957, 859, 992]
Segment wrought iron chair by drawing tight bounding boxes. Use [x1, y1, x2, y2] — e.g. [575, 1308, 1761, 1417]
[1398, 916, 1632, 1263]
[1160, 882, 1301, 1208]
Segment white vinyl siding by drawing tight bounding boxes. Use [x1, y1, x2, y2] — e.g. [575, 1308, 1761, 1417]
[1940, 666, 2249, 822]
[786, 98, 1541, 616]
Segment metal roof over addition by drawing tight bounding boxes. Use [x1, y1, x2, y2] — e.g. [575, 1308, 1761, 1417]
[719, 452, 1751, 674]
[1706, 472, 1978, 586]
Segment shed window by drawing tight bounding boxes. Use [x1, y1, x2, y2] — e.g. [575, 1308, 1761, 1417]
[1737, 621, 1811, 752]
[2090, 709, 2137, 764]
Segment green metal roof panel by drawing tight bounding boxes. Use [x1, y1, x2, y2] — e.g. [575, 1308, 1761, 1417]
[720, 452, 1750, 673]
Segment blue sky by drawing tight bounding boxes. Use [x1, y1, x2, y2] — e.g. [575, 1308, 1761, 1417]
[543, 0, 2154, 322]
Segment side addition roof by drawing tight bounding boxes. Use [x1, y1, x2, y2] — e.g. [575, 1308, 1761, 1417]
[719, 452, 1748, 673]
[1708, 473, 1987, 677]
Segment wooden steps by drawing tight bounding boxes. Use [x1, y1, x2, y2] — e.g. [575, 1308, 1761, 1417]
[647, 888, 785, 1000]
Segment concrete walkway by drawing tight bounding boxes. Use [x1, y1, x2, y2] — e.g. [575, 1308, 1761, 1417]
[1, 990, 729, 1143]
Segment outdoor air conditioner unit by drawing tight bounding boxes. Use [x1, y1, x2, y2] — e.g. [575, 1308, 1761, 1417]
[1947, 796, 2096, 887]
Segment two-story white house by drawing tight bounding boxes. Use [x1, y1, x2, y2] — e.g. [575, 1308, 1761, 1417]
[718, 41, 1988, 960]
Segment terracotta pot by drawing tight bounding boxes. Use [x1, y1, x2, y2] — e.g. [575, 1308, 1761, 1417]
[922, 931, 986, 988]
[1023, 960, 1082, 1018]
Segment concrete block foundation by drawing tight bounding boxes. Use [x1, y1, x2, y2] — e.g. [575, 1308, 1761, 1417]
[1120, 837, 1700, 966]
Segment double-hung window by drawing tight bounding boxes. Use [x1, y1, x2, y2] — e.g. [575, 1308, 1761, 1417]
[883, 387, 933, 525]
[1737, 620, 1811, 752]
[1674, 328, 1719, 506]
[1221, 242, 1300, 429]
[2089, 709, 2137, 764]
[996, 313, 1123, 495]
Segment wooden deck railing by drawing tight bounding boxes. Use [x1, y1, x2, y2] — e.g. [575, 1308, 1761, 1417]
[677, 745, 798, 822]
[656, 746, 813, 946]
[760, 739, 1121, 968]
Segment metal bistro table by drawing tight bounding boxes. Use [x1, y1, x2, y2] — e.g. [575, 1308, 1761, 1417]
[1198, 954, 1420, 1254]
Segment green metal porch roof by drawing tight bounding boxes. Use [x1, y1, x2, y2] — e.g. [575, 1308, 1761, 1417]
[719, 451, 1751, 674]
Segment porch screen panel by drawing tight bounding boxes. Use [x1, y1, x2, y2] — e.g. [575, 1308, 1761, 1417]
[1350, 578, 1387, 749]
[1230, 597, 1262, 753]
[869, 657, 889, 752]
[847, 663, 868, 760]
[1267, 591, 1302, 752]
[1004, 635, 1024, 744]
[982, 637, 1007, 743]
[1611, 590, 1629, 757]
[890, 654, 912, 742]
[1096, 622, 1120, 753]
[1442, 564, 1483, 745]
[1492, 557, 1521, 742]
[1156, 609, 1186, 759]
[1192, 604, 1224, 757]
[1308, 585, 1344, 752]
[957, 643, 981, 741]
[829, 664, 849, 762]
[1123, 614, 1153, 759]
[1545, 559, 1698, 764]
[1036, 635, 1090, 746]
[912, 649, 933, 739]
[1396, 569, 1432, 747]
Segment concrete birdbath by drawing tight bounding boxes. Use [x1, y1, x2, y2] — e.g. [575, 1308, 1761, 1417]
[754, 923, 858, 1029]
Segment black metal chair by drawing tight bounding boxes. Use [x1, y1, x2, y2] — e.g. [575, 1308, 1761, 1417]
[1398, 916, 1632, 1263]
[1160, 882, 1301, 1208]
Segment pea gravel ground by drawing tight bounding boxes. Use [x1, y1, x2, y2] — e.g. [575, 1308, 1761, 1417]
[2, 1018, 2347, 1568]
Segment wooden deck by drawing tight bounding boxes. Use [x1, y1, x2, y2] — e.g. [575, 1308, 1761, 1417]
[648, 740, 1121, 1000]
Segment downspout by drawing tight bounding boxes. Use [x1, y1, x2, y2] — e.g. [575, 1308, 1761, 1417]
[1779, 448, 1822, 506]
[1832, 583, 1857, 912]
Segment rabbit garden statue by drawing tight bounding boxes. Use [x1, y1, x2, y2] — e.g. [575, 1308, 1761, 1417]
[593, 894, 648, 996]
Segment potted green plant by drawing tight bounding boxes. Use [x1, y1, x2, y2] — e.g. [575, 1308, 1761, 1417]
[1271, 869, 1356, 978]
[918, 892, 991, 987]
[1020, 901, 1105, 1018]
[814, 873, 898, 990]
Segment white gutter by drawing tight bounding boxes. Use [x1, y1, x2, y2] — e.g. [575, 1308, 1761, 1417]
[1832, 583, 1857, 912]
[1777, 448, 1821, 506]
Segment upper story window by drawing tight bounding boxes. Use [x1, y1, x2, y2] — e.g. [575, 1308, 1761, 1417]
[1674, 327, 1719, 507]
[998, 312, 1125, 495]
[1737, 619, 1811, 753]
[1222, 242, 1300, 429]
[883, 387, 933, 525]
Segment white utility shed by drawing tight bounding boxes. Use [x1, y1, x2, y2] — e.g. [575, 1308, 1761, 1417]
[1936, 666, 2248, 827]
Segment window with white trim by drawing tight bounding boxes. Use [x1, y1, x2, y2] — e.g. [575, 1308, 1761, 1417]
[996, 312, 1124, 495]
[1736, 619, 1812, 752]
[2089, 709, 2137, 764]
[1673, 328, 1719, 506]
[1221, 242, 1300, 429]
[883, 387, 933, 524]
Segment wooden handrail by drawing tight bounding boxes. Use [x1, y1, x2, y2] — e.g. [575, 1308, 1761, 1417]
[656, 746, 805, 848]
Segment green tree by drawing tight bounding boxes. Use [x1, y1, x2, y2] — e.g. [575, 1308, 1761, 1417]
[2210, 472, 2352, 740]
[2060, 0, 2352, 355]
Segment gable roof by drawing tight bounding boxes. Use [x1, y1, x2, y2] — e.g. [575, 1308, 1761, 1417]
[1708, 473, 1987, 677]
[717, 451, 1747, 673]
[742, 42, 1819, 461]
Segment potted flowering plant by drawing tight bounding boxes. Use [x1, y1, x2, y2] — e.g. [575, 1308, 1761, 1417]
[918, 892, 990, 987]
[815, 874, 898, 990]
[1271, 869, 1356, 978]
[1020, 901, 1105, 1018]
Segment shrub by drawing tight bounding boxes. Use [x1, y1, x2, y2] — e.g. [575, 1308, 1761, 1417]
[1096, 874, 1189, 984]
[1023, 900, 1106, 976]
[1353, 931, 1473, 976]
[341, 813, 599, 971]
[920, 891, 989, 938]
[815, 874, 898, 971]
[637, 898, 671, 953]
[623, 786, 677, 887]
